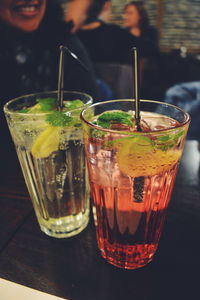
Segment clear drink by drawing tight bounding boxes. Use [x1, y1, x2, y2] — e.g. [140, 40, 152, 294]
[81, 100, 190, 269]
[4, 91, 93, 238]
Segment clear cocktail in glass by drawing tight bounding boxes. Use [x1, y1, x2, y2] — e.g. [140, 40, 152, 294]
[4, 91, 92, 238]
[81, 99, 190, 269]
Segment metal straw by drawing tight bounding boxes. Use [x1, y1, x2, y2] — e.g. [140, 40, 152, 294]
[57, 45, 90, 110]
[133, 47, 142, 131]
[132, 48, 144, 203]
[57, 45, 65, 111]
[64, 46, 89, 72]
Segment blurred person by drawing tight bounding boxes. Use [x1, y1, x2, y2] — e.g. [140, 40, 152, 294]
[0, 0, 98, 179]
[164, 81, 200, 141]
[122, 1, 161, 99]
[0, 0, 97, 100]
[123, 1, 159, 56]
[65, 0, 92, 32]
[77, 0, 143, 64]
[98, 0, 111, 23]
[164, 81, 200, 185]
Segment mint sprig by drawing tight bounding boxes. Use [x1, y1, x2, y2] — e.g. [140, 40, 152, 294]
[156, 130, 185, 151]
[17, 97, 57, 113]
[100, 129, 185, 152]
[90, 111, 185, 151]
[18, 108, 30, 113]
[64, 99, 84, 110]
[17, 98, 83, 114]
[36, 97, 57, 111]
[97, 112, 133, 128]
[46, 111, 72, 127]
[104, 135, 155, 149]
[17, 98, 85, 128]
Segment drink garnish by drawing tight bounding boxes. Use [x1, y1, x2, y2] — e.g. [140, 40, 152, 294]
[116, 134, 182, 177]
[30, 98, 84, 158]
[31, 126, 61, 159]
[46, 111, 73, 127]
[102, 123, 185, 152]
[45, 99, 85, 127]
[35, 97, 57, 111]
[96, 111, 133, 128]
[89, 111, 134, 139]
[18, 98, 84, 114]
[18, 97, 57, 113]
[64, 99, 84, 110]
[156, 130, 185, 151]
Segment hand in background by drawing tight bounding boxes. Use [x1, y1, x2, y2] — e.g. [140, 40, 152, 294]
[65, 0, 92, 32]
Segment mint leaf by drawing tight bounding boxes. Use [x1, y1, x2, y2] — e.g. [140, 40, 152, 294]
[18, 108, 30, 113]
[91, 129, 106, 138]
[158, 143, 174, 151]
[97, 112, 133, 128]
[17, 98, 85, 114]
[157, 135, 170, 141]
[104, 135, 155, 148]
[36, 97, 57, 112]
[64, 99, 84, 110]
[19, 98, 57, 113]
[46, 111, 72, 127]
[156, 129, 185, 151]
[176, 130, 185, 138]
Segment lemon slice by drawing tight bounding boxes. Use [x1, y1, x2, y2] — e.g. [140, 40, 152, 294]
[31, 126, 61, 159]
[117, 136, 181, 177]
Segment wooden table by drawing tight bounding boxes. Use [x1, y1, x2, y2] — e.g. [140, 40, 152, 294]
[0, 140, 199, 300]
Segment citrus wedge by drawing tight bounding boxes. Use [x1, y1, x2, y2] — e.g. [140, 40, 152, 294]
[117, 136, 181, 177]
[31, 126, 61, 159]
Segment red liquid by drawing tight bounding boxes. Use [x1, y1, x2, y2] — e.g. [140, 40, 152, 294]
[85, 111, 187, 269]
[90, 164, 178, 269]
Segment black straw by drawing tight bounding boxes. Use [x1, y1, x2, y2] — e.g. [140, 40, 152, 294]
[132, 48, 144, 203]
[133, 47, 142, 132]
[57, 45, 89, 111]
[63, 46, 89, 72]
[57, 45, 65, 111]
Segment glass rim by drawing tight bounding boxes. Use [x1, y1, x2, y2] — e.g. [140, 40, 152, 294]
[80, 99, 191, 135]
[3, 90, 93, 116]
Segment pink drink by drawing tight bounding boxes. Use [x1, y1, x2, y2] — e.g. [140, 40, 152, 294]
[81, 100, 190, 269]
[89, 165, 178, 269]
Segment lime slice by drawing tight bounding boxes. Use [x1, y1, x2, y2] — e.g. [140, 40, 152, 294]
[117, 136, 181, 177]
[31, 126, 61, 159]
[27, 103, 41, 113]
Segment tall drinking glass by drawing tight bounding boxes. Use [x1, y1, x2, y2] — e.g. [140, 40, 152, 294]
[4, 91, 93, 238]
[81, 99, 190, 269]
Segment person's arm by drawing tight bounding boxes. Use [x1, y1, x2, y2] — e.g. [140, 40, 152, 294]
[65, 0, 92, 32]
[164, 81, 200, 140]
[164, 81, 200, 116]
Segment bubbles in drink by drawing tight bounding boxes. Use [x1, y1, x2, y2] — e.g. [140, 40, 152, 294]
[85, 109, 187, 268]
[8, 97, 90, 238]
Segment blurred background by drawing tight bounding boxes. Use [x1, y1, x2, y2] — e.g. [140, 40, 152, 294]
[62, 0, 200, 101]
[72, 0, 200, 54]
[110, 0, 200, 54]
